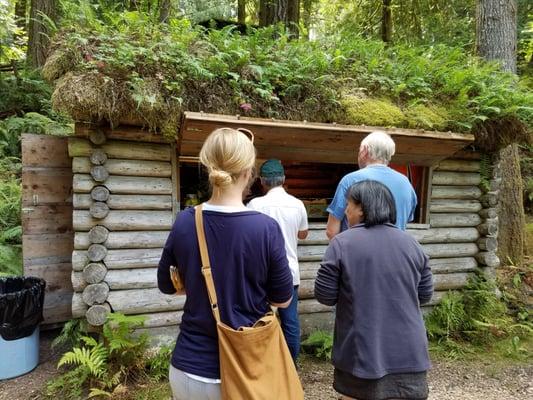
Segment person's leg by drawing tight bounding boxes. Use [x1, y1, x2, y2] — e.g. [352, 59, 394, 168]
[277, 285, 300, 363]
[169, 365, 221, 400]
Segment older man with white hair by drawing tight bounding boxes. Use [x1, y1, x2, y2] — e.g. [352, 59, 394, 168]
[326, 131, 417, 239]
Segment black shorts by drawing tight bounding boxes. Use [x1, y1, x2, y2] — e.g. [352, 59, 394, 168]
[333, 368, 429, 400]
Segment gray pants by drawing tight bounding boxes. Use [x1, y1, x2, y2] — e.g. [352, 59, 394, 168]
[169, 365, 221, 400]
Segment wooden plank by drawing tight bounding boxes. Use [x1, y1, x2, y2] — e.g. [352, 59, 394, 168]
[74, 231, 170, 250]
[73, 174, 172, 195]
[432, 171, 481, 186]
[21, 205, 73, 235]
[75, 123, 170, 144]
[107, 288, 185, 314]
[73, 210, 173, 231]
[21, 134, 71, 168]
[422, 243, 478, 258]
[72, 157, 172, 177]
[104, 268, 158, 289]
[23, 233, 73, 263]
[42, 291, 73, 324]
[435, 159, 480, 172]
[21, 168, 73, 206]
[72, 248, 163, 271]
[430, 213, 482, 228]
[68, 138, 171, 161]
[430, 200, 482, 213]
[434, 272, 472, 290]
[431, 185, 482, 200]
[73, 194, 172, 210]
[408, 228, 479, 243]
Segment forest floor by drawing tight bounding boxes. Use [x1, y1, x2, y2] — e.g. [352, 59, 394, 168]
[0, 330, 531, 400]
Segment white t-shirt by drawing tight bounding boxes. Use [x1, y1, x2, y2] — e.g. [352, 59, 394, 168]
[247, 187, 308, 285]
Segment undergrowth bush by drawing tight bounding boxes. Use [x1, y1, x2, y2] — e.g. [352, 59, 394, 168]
[301, 330, 333, 361]
[425, 273, 532, 360]
[46, 313, 173, 399]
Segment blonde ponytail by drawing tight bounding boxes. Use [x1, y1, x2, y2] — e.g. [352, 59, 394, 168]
[199, 128, 256, 188]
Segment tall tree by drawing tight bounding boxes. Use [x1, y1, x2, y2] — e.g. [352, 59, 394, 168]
[259, 0, 300, 37]
[159, 0, 172, 23]
[381, 0, 392, 42]
[476, 0, 525, 265]
[15, 0, 27, 30]
[238, 0, 246, 24]
[27, 0, 57, 68]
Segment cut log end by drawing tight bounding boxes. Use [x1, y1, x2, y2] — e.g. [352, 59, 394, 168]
[88, 244, 108, 262]
[89, 129, 107, 145]
[82, 283, 110, 306]
[88, 225, 109, 244]
[91, 186, 110, 202]
[90, 149, 107, 165]
[90, 165, 109, 182]
[90, 202, 110, 219]
[83, 262, 108, 284]
[86, 303, 111, 326]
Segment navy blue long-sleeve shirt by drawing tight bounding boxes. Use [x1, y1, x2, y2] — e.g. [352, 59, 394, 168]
[157, 207, 293, 379]
[315, 223, 433, 379]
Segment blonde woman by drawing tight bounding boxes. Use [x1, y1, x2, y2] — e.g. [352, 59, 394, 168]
[157, 128, 294, 400]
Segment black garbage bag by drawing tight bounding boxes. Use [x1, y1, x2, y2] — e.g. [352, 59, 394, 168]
[0, 277, 46, 341]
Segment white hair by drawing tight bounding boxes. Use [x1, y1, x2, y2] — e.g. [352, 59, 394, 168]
[360, 131, 396, 163]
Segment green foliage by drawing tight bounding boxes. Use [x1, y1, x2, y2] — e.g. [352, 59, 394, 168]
[45, 12, 532, 146]
[47, 313, 148, 399]
[425, 273, 533, 360]
[0, 72, 55, 118]
[52, 319, 89, 350]
[479, 153, 492, 193]
[145, 345, 172, 382]
[301, 330, 333, 361]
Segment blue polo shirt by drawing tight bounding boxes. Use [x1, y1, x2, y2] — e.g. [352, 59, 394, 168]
[157, 206, 293, 379]
[327, 165, 417, 230]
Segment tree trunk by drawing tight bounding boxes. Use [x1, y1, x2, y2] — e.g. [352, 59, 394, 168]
[27, 0, 57, 68]
[159, 0, 171, 23]
[476, 0, 517, 73]
[259, 0, 300, 37]
[476, 0, 524, 265]
[301, 0, 313, 39]
[238, 0, 246, 24]
[382, 0, 393, 43]
[15, 0, 27, 30]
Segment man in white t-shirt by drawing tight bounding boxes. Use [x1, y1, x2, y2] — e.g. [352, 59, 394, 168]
[248, 159, 309, 363]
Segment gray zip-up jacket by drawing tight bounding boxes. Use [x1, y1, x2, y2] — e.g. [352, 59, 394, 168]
[315, 223, 433, 379]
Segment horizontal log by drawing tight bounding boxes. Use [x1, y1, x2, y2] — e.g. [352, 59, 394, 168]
[75, 123, 170, 144]
[298, 245, 327, 259]
[429, 200, 482, 213]
[73, 174, 172, 195]
[299, 279, 315, 300]
[86, 303, 111, 326]
[431, 186, 482, 200]
[428, 257, 478, 274]
[298, 299, 332, 314]
[477, 237, 498, 252]
[422, 243, 478, 258]
[75, 231, 170, 250]
[107, 288, 185, 314]
[68, 138, 171, 161]
[73, 194, 172, 210]
[435, 159, 480, 172]
[478, 208, 497, 219]
[82, 283, 110, 305]
[83, 262, 108, 284]
[105, 268, 157, 290]
[300, 262, 320, 280]
[300, 312, 334, 336]
[72, 292, 88, 318]
[433, 273, 472, 290]
[73, 210, 173, 231]
[134, 311, 183, 328]
[432, 171, 480, 186]
[71, 271, 87, 292]
[72, 157, 172, 177]
[477, 218, 498, 236]
[430, 213, 481, 227]
[480, 191, 499, 208]
[475, 251, 500, 268]
[408, 228, 479, 243]
[72, 248, 163, 271]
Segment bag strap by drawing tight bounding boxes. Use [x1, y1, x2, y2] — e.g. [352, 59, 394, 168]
[195, 204, 221, 323]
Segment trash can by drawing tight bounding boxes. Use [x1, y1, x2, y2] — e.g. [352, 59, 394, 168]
[0, 276, 45, 380]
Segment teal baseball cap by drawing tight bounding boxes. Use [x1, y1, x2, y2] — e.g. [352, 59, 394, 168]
[260, 159, 285, 177]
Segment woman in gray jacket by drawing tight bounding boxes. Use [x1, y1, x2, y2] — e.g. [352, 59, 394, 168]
[315, 180, 433, 400]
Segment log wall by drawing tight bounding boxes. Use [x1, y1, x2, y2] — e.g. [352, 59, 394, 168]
[67, 125, 491, 340]
[68, 130, 180, 328]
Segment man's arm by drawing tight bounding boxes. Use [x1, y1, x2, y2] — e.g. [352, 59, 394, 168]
[298, 230, 309, 240]
[326, 214, 341, 240]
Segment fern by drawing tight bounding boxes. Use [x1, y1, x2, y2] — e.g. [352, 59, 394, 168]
[301, 330, 333, 360]
[479, 153, 492, 193]
[58, 344, 108, 379]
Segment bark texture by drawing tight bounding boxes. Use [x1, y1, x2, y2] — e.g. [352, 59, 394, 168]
[27, 0, 57, 67]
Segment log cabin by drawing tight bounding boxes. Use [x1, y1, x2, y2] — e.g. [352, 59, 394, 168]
[21, 112, 500, 340]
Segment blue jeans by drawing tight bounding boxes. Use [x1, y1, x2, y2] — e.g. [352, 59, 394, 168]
[278, 285, 300, 363]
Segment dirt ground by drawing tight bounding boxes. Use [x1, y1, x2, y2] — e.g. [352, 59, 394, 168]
[0, 330, 531, 400]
